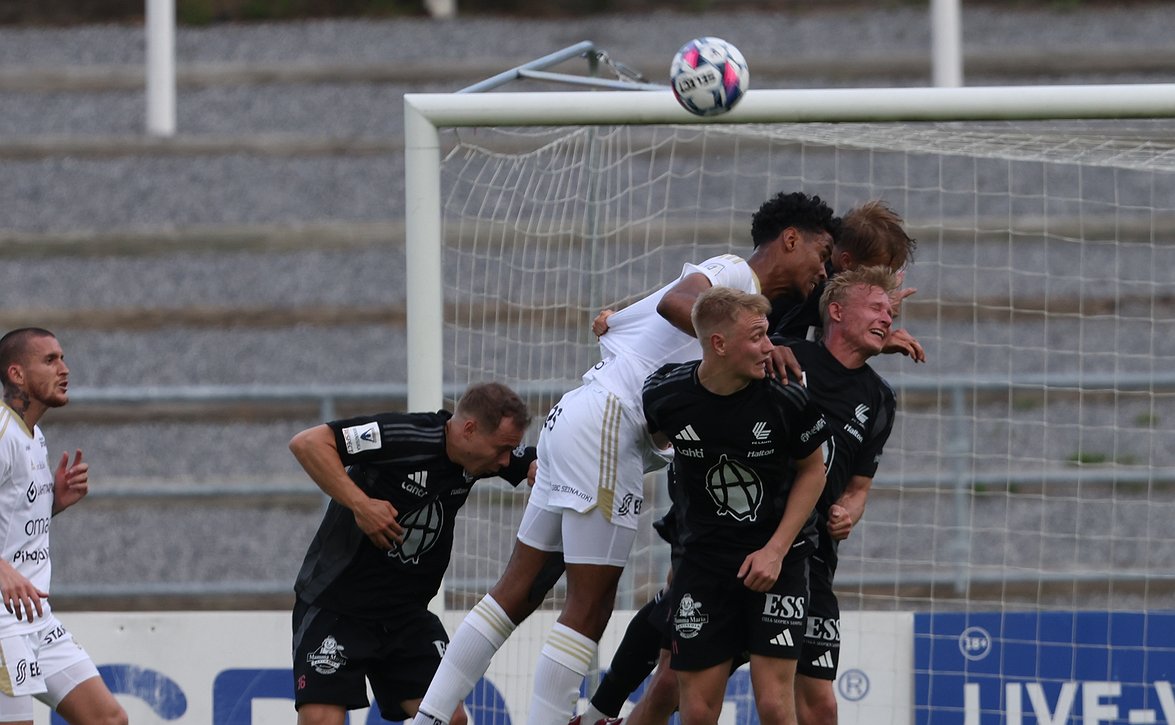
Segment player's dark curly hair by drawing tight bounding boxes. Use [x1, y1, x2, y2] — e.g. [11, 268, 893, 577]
[750, 191, 840, 248]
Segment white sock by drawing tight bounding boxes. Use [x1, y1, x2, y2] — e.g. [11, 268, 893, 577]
[580, 704, 609, 724]
[415, 595, 517, 725]
[526, 623, 598, 725]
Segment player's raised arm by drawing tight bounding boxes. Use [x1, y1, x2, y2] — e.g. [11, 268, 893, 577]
[738, 447, 826, 592]
[51, 448, 88, 515]
[592, 309, 616, 337]
[768, 342, 804, 383]
[883, 327, 926, 362]
[289, 423, 403, 548]
[827, 474, 874, 541]
[656, 272, 713, 336]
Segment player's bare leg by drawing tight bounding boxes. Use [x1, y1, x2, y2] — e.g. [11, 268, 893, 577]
[625, 649, 677, 725]
[676, 662, 732, 725]
[53, 676, 128, 725]
[794, 673, 836, 725]
[488, 540, 563, 622]
[749, 655, 799, 725]
[558, 562, 623, 639]
[297, 703, 347, 725]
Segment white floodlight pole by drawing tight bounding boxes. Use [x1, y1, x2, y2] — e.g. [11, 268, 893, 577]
[423, 0, 456, 18]
[931, 0, 964, 87]
[146, 0, 177, 136]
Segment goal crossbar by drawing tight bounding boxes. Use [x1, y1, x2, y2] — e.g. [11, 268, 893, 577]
[403, 83, 1175, 410]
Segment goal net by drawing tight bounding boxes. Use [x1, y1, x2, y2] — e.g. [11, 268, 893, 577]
[406, 88, 1175, 725]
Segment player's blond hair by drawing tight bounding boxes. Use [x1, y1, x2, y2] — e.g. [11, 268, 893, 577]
[691, 286, 772, 341]
[819, 265, 899, 323]
[839, 200, 916, 271]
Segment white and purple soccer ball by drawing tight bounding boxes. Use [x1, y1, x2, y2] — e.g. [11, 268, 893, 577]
[669, 37, 749, 117]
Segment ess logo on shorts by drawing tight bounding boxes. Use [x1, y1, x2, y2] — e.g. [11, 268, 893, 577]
[14, 659, 32, 685]
[617, 493, 643, 516]
[764, 593, 806, 621]
[306, 636, 348, 675]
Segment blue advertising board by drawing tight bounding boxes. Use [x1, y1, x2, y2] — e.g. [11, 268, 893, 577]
[915, 611, 1175, 724]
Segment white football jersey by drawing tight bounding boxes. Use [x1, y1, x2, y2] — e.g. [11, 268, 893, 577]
[0, 403, 55, 636]
[582, 253, 759, 405]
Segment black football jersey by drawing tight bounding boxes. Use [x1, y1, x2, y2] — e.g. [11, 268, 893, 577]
[789, 340, 896, 563]
[294, 410, 535, 620]
[642, 361, 832, 576]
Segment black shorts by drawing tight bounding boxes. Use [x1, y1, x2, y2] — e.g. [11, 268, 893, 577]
[648, 581, 674, 645]
[797, 553, 841, 681]
[292, 599, 449, 720]
[666, 555, 809, 672]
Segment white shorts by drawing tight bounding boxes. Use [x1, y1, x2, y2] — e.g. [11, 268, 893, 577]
[0, 615, 98, 721]
[516, 497, 639, 567]
[534, 382, 657, 530]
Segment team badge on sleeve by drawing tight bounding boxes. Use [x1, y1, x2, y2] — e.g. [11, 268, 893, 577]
[341, 422, 381, 454]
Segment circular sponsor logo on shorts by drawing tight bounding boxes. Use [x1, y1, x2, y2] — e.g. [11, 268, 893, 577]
[673, 593, 709, 640]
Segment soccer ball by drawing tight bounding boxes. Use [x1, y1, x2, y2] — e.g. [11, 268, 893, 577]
[669, 37, 749, 117]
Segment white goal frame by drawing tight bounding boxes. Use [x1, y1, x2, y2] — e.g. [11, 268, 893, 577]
[402, 83, 1175, 412]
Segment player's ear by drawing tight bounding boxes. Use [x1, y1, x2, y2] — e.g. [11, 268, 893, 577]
[828, 301, 845, 323]
[780, 227, 799, 251]
[5, 363, 23, 387]
[711, 331, 727, 356]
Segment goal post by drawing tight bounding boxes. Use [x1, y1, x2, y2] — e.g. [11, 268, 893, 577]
[403, 82, 1175, 413]
[403, 83, 1175, 724]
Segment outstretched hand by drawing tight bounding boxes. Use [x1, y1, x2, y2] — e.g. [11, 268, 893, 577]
[768, 344, 804, 384]
[883, 328, 926, 362]
[891, 285, 917, 318]
[52, 449, 89, 514]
